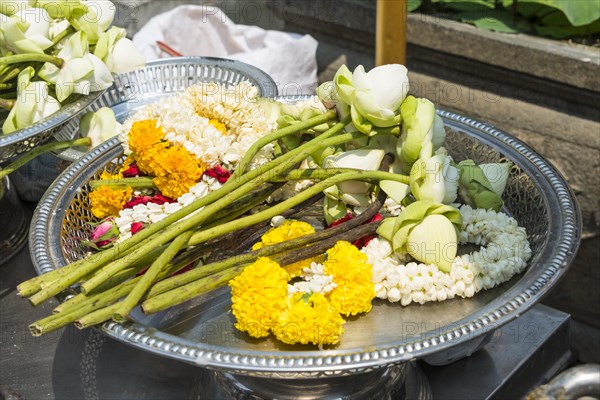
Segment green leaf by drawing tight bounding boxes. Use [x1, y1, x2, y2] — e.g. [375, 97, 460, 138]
[408, 0, 423, 12]
[431, 0, 496, 12]
[472, 16, 520, 32]
[518, 0, 600, 26]
[534, 18, 600, 38]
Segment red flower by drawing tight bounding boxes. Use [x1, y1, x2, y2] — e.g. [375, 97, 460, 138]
[327, 213, 383, 249]
[124, 193, 176, 209]
[122, 163, 141, 178]
[203, 165, 231, 184]
[131, 222, 144, 235]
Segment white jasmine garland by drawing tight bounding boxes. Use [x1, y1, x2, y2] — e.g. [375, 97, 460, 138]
[114, 176, 222, 242]
[118, 82, 277, 170]
[362, 205, 531, 306]
[288, 262, 337, 296]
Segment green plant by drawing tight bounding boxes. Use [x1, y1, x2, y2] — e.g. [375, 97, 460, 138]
[409, 0, 600, 40]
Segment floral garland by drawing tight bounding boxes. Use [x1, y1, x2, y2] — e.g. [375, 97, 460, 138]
[230, 205, 531, 347]
[89, 81, 276, 243]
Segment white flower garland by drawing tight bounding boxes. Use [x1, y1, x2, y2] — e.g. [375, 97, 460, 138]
[362, 205, 532, 306]
[112, 81, 277, 242]
[114, 176, 222, 242]
[118, 81, 276, 170]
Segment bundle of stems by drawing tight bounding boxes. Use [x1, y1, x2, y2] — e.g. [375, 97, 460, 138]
[21, 112, 408, 336]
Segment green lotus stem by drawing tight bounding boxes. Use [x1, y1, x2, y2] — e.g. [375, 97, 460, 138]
[150, 200, 382, 296]
[0, 82, 15, 91]
[142, 221, 382, 315]
[0, 98, 15, 111]
[112, 231, 194, 322]
[0, 92, 17, 100]
[80, 126, 361, 294]
[43, 208, 383, 333]
[270, 168, 409, 184]
[52, 246, 167, 314]
[0, 67, 20, 83]
[25, 116, 351, 304]
[52, 26, 75, 46]
[187, 169, 410, 247]
[30, 275, 137, 336]
[75, 302, 123, 329]
[52, 268, 138, 314]
[0, 54, 63, 67]
[231, 109, 337, 179]
[0, 138, 91, 180]
[142, 266, 245, 315]
[89, 177, 156, 190]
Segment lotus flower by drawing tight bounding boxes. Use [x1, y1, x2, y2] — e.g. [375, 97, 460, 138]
[318, 64, 409, 134]
[0, 8, 53, 54]
[324, 149, 385, 194]
[69, 0, 115, 43]
[79, 107, 121, 147]
[95, 27, 146, 74]
[2, 67, 61, 134]
[0, 0, 33, 16]
[38, 31, 113, 102]
[397, 96, 437, 174]
[458, 160, 508, 212]
[410, 150, 459, 205]
[377, 201, 462, 272]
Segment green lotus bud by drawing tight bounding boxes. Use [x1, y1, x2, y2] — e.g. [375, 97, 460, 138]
[324, 149, 385, 194]
[458, 160, 504, 212]
[377, 201, 462, 272]
[410, 153, 459, 204]
[80, 107, 120, 147]
[479, 162, 512, 197]
[397, 96, 436, 174]
[2, 67, 61, 134]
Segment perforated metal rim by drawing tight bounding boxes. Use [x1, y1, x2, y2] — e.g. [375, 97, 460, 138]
[30, 108, 581, 376]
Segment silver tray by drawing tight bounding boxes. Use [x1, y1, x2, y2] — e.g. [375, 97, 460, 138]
[52, 57, 278, 162]
[30, 103, 580, 381]
[0, 91, 102, 163]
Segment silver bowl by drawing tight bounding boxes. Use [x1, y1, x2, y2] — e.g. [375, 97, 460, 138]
[52, 57, 278, 162]
[0, 91, 102, 163]
[30, 108, 580, 397]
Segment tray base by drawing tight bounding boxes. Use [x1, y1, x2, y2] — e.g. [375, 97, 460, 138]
[194, 363, 431, 400]
[0, 177, 30, 266]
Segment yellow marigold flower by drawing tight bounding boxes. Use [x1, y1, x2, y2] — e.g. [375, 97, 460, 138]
[229, 257, 290, 338]
[274, 293, 345, 346]
[128, 120, 165, 154]
[152, 145, 206, 199]
[209, 118, 228, 135]
[89, 185, 133, 219]
[100, 170, 120, 181]
[136, 146, 168, 177]
[324, 241, 376, 316]
[252, 220, 320, 278]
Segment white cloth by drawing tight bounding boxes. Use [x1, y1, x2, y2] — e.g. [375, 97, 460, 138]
[133, 5, 318, 94]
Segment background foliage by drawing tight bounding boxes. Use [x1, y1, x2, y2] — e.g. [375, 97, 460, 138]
[408, 0, 600, 41]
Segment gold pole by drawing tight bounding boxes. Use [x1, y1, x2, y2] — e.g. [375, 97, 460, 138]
[375, 0, 407, 66]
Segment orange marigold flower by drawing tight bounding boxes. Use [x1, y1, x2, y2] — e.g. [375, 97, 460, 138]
[153, 146, 206, 199]
[128, 120, 165, 154]
[89, 185, 133, 219]
[324, 241, 375, 316]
